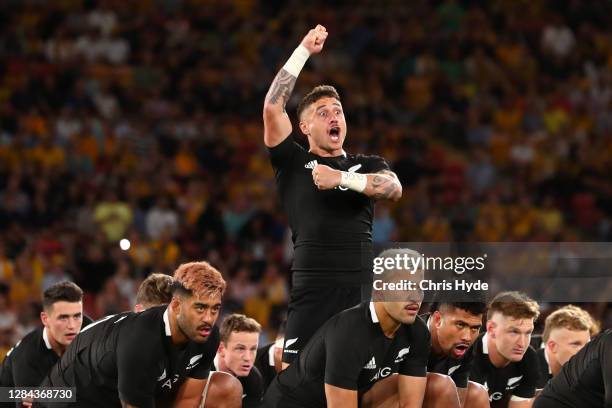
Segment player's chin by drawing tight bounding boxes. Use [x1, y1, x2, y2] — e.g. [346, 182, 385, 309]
[508, 350, 526, 361]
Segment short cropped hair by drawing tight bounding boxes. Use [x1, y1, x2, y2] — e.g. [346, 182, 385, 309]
[542, 305, 595, 342]
[173, 261, 226, 299]
[297, 85, 341, 120]
[43, 281, 83, 311]
[220, 314, 262, 343]
[487, 291, 540, 321]
[136, 273, 174, 308]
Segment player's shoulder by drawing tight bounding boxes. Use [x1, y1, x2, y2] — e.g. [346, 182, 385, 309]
[325, 302, 373, 337]
[9, 326, 44, 360]
[522, 345, 538, 363]
[349, 152, 389, 172]
[405, 314, 430, 340]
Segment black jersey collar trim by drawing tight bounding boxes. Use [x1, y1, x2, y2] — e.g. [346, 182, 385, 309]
[42, 327, 52, 350]
[369, 302, 379, 323]
[163, 307, 171, 336]
[482, 333, 489, 354]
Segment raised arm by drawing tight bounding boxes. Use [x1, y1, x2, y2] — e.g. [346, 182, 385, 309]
[263, 25, 328, 148]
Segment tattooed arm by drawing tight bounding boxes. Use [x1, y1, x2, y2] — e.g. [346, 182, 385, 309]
[312, 166, 402, 202]
[364, 170, 403, 201]
[263, 25, 328, 147]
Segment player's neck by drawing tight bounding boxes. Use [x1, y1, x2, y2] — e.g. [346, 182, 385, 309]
[545, 348, 562, 376]
[308, 145, 345, 158]
[374, 303, 401, 338]
[487, 336, 511, 368]
[48, 335, 66, 356]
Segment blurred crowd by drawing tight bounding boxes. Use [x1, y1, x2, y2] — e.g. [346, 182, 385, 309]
[1, 0, 612, 356]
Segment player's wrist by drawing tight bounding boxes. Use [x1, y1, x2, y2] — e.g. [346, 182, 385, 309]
[282, 45, 311, 77]
[340, 171, 367, 193]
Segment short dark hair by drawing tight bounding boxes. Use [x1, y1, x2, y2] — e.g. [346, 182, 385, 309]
[43, 281, 83, 311]
[136, 273, 174, 308]
[430, 302, 487, 317]
[220, 314, 262, 343]
[296, 85, 341, 120]
[430, 278, 487, 316]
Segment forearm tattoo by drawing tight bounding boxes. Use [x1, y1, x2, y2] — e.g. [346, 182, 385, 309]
[265, 69, 297, 110]
[371, 175, 398, 199]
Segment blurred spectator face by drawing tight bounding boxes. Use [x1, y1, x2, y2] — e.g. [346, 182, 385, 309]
[547, 327, 590, 366]
[41, 301, 83, 348]
[218, 330, 259, 377]
[299, 97, 347, 155]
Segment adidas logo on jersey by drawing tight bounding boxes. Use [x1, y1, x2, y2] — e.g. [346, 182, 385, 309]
[304, 160, 318, 169]
[363, 357, 377, 369]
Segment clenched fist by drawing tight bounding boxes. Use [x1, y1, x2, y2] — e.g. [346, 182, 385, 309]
[301, 24, 328, 55]
[312, 164, 341, 190]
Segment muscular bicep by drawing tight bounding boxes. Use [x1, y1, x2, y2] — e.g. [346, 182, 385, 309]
[508, 397, 533, 408]
[398, 375, 427, 408]
[263, 69, 295, 147]
[324, 383, 358, 408]
[173, 377, 207, 408]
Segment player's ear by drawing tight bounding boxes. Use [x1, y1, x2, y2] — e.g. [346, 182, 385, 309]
[134, 304, 144, 312]
[486, 320, 496, 338]
[433, 311, 443, 328]
[40, 311, 49, 327]
[299, 119, 309, 135]
[170, 295, 181, 313]
[547, 340, 558, 353]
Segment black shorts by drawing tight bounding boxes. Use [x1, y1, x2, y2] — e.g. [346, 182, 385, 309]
[282, 285, 367, 364]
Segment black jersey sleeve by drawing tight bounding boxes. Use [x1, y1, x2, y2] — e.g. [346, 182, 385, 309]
[603, 334, 612, 407]
[243, 366, 265, 408]
[116, 321, 161, 408]
[0, 350, 14, 387]
[363, 155, 391, 174]
[12, 354, 42, 387]
[399, 322, 430, 378]
[324, 320, 370, 390]
[513, 346, 538, 399]
[268, 136, 300, 170]
[188, 330, 219, 380]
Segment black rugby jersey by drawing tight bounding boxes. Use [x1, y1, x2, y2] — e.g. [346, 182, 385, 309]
[268, 136, 389, 286]
[254, 342, 278, 390]
[212, 356, 264, 407]
[535, 347, 552, 390]
[421, 313, 475, 389]
[535, 329, 612, 408]
[41, 306, 218, 408]
[263, 302, 430, 407]
[470, 333, 539, 407]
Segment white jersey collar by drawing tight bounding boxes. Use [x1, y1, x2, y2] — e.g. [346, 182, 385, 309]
[163, 307, 171, 336]
[369, 302, 379, 323]
[482, 333, 489, 354]
[42, 327, 52, 350]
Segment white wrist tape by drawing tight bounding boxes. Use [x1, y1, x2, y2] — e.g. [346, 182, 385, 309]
[282, 45, 311, 77]
[340, 171, 367, 193]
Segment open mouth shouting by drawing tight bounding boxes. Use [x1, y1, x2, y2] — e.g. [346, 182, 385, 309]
[329, 126, 341, 142]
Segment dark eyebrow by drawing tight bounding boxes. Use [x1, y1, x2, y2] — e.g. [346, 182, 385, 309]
[315, 102, 341, 111]
[194, 302, 221, 308]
